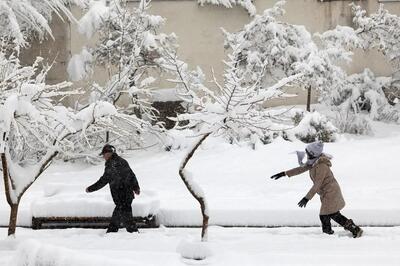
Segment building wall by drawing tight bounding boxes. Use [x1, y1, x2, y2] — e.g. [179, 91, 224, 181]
[24, 0, 400, 106]
[20, 14, 70, 85]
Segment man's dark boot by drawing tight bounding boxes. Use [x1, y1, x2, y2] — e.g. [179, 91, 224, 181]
[106, 226, 119, 233]
[344, 219, 363, 238]
[127, 227, 139, 233]
[126, 223, 139, 233]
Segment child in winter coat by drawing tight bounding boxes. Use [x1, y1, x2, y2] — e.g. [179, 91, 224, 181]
[270, 142, 363, 238]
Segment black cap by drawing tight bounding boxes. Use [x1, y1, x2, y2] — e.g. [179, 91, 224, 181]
[99, 144, 116, 156]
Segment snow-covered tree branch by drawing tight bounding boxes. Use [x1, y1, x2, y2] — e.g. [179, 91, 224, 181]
[351, 3, 400, 104]
[313, 4, 400, 130]
[0, 0, 84, 49]
[70, 0, 178, 110]
[69, 0, 184, 148]
[197, 0, 256, 16]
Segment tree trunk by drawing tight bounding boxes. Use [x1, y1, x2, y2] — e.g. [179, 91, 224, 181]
[306, 86, 312, 112]
[179, 132, 211, 241]
[106, 131, 110, 142]
[1, 153, 12, 206]
[2, 150, 58, 236]
[1, 152, 18, 236]
[8, 203, 19, 236]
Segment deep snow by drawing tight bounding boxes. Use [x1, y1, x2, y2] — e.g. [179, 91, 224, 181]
[1, 227, 400, 266]
[0, 121, 400, 265]
[1, 122, 400, 227]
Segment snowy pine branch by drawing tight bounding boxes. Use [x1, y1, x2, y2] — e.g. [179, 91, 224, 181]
[197, 0, 257, 16]
[0, 0, 81, 49]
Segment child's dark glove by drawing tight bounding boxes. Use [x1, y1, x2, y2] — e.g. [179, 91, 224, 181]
[270, 172, 286, 180]
[298, 197, 309, 208]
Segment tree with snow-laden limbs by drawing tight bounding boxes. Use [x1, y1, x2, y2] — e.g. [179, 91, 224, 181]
[0, 0, 84, 49]
[220, 0, 344, 113]
[0, 43, 142, 236]
[315, 5, 400, 129]
[197, 0, 256, 16]
[351, 3, 400, 105]
[69, 0, 179, 136]
[167, 1, 335, 242]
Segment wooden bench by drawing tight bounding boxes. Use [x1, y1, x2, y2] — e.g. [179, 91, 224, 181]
[32, 215, 158, 230]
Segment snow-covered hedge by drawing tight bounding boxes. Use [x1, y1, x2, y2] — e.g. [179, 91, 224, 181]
[285, 111, 338, 143]
[328, 69, 399, 123]
[333, 111, 372, 135]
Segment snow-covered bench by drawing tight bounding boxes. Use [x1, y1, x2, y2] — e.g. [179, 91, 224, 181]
[31, 184, 160, 229]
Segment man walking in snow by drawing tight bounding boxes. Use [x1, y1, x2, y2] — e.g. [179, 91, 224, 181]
[270, 142, 363, 238]
[86, 144, 141, 233]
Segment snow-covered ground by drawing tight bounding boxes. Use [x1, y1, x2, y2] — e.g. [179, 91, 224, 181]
[1, 121, 400, 265]
[1, 226, 400, 266]
[1, 122, 400, 227]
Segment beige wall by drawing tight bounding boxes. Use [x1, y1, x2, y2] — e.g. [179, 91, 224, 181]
[25, 0, 400, 106]
[20, 14, 70, 85]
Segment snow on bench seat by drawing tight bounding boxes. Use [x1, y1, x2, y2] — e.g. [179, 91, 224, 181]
[31, 184, 160, 229]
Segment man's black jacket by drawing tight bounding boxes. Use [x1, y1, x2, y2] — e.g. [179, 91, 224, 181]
[87, 153, 140, 205]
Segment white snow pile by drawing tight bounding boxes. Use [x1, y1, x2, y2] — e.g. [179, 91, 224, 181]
[164, 129, 197, 150]
[176, 239, 213, 261]
[198, 0, 257, 16]
[67, 47, 93, 81]
[11, 239, 136, 266]
[32, 186, 160, 218]
[151, 88, 181, 102]
[78, 0, 110, 38]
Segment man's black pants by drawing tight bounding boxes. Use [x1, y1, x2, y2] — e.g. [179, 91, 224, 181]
[107, 203, 138, 233]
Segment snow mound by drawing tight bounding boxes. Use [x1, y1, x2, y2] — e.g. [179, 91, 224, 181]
[176, 239, 213, 261]
[11, 239, 136, 266]
[32, 186, 160, 218]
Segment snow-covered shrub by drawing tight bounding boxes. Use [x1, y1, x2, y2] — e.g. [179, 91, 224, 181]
[326, 69, 399, 123]
[285, 111, 338, 143]
[333, 110, 372, 135]
[177, 239, 213, 261]
[350, 3, 400, 110]
[315, 14, 400, 131]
